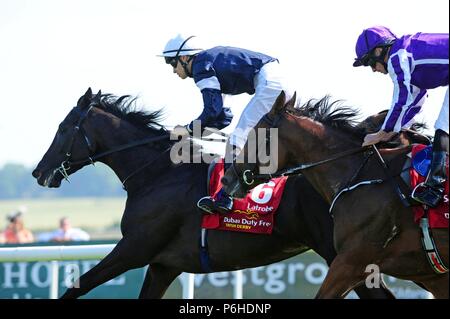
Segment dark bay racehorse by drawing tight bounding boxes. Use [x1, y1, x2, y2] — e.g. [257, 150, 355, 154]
[32, 88, 401, 299]
[223, 91, 449, 298]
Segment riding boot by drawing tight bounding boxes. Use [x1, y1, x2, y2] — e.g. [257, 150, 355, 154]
[214, 189, 234, 214]
[197, 189, 233, 214]
[411, 151, 447, 207]
[197, 147, 236, 215]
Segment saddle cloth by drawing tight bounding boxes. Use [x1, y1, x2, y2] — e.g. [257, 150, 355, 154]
[201, 159, 288, 234]
[410, 144, 449, 228]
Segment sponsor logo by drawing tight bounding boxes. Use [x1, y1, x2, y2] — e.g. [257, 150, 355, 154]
[246, 203, 274, 213]
[234, 209, 260, 220]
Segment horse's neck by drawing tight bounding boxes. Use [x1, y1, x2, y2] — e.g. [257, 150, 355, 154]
[90, 115, 210, 192]
[290, 118, 363, 202]
[92, 116, 167, 188]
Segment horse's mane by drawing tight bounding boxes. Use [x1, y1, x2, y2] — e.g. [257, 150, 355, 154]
[95, 93, 210, 154]
[288, 95, 364, 138]
[286, 96, 428, 143]
[97, 94, 167, 133]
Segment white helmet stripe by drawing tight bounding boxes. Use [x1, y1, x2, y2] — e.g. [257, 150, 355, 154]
[159, 34, 203, 57]
[163, 48, 203, 54]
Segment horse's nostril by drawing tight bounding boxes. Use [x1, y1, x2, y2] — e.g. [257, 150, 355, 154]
[221, 176, 229, 186]
[32, 169, 41, 179]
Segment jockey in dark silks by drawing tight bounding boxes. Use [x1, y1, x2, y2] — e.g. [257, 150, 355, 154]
[159, 34, 293, 214]
[353, 26, 449, 208]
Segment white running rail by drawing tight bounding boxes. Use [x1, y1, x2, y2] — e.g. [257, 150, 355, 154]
[0, 244, 244, 299]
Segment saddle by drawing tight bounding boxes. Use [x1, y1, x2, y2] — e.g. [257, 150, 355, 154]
[201, 159, 288, 234]
[409, 144, 449, 228]
[408, 144, 449, 274]
[379, 144, 448, 221]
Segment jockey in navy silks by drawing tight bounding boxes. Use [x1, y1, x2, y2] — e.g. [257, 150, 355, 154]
[353, 26, 449, 207]
[159, 34, 293, 214]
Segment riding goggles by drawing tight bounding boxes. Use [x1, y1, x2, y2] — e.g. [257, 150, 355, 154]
[165, 57, 178, 68]
[360, 45, 391, 68]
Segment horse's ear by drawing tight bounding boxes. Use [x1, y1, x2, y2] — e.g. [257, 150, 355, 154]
[285, 91, 297, 109]
[93, 90, 102, 104]
[269, 91, 286, 116]
[77, 87, 93, 108]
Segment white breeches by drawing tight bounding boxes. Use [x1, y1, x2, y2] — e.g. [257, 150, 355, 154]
[228, 61, 294, 149]
[435, 87, 449, 134]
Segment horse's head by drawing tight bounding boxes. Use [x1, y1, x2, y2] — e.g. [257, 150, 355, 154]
[222, 91, 297, 198]
[356, 110, 431, 146]
[32, 88, 101, 187]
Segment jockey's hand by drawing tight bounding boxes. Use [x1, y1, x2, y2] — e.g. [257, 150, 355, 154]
[362, 130, 396, 146]
[171, 125, 191, 138]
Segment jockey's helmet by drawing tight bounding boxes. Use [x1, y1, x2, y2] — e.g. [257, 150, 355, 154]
[353, 26, 397, 67]
[159, 34, 203, 65]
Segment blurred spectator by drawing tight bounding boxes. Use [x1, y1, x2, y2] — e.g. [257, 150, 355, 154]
[38, 217, 90, 242]
[0, 210, 34, 244]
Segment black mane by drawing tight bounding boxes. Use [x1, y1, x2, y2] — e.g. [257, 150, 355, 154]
[97, 94, 167, 133]
[287, 95, 364, 137]
[285, 96, 429, 144]
[94, 93, 207, 151]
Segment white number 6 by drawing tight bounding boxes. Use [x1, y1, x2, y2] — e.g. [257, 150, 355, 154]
[251, 181, 275, 204]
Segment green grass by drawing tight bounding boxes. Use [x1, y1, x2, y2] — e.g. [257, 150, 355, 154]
[0, 197, 126, 233]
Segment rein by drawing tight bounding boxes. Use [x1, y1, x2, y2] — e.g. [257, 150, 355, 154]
[237, 145, 369, 186]
[120, 145, 173, 190]
[56, 103, 172, 185]
[68, 134, 170, 166]
[232, 110, 411, 208]
[59, 103, 229, 188]
[273, 146, 370, 178]
[233, 111, 371, 186]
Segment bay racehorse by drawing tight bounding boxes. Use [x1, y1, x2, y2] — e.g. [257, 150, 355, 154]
[33, 88, 414, 299]
[222, 91, 448, 298]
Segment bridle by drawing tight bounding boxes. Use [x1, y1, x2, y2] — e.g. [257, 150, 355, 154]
[57, 103, 96, 181]
[56, 103, 171, 188]
[230, 109, 411, 207]
[230, 110, 371, 187]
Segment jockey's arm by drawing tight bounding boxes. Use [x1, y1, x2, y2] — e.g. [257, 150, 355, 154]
[187, 88, 233, 133]
[382, 54, 428, 133]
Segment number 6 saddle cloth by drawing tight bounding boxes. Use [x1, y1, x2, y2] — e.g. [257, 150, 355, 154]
[201, 159, 288, 234]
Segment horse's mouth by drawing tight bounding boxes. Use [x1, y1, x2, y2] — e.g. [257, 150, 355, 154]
[35, 168, 63, 188]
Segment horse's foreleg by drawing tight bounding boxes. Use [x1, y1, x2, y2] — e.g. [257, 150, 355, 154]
[315, 254, 366, 299]
[319, 244, 395, 299]
[61, 239, 147, 299]
[138, 264, 181, 299]
[352, 279, 396, 299]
